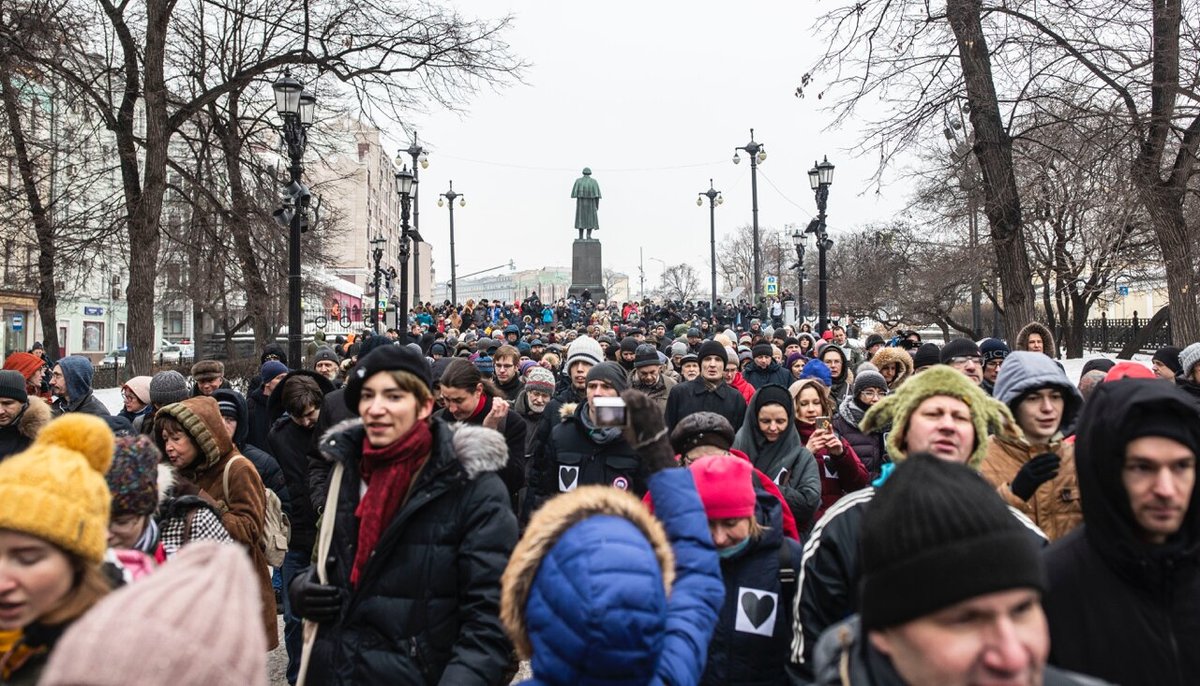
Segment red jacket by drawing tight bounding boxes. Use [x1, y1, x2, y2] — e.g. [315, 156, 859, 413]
[797, 421, 869, 522]
[729, 372, 755, 403]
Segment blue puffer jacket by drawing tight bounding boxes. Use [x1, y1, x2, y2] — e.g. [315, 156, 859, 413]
[511, 468, 725, 686]
[702, 480, 803, 686]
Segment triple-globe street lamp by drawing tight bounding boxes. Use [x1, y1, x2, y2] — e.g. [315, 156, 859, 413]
[807, 156, 835, 335]
[697, 180, 723, 306]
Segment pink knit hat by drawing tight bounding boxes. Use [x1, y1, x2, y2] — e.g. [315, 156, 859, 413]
[689, 454, 756, 520]
[39, 542, 267, 686]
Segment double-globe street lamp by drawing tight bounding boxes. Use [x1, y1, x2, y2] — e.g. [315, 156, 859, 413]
[696, 179, 723, 306]
[791, 228, 808, 322]
[272, 71, 316, 368]
[394, 165, 415, 333]
[369, 235, 386, 332]
[806, 156, 835, 335]
[438, 182, 465, 306]
[401, 134, 429, 308]
[733, 130, 766, 302]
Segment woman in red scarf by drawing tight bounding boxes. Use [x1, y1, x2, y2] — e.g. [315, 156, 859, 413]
[289, 345, 518, 684]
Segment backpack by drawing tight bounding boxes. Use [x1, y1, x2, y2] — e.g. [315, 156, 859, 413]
[224, 454, 291, 567]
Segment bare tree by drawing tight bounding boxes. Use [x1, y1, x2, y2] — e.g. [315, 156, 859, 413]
[656, 263, 700, 303]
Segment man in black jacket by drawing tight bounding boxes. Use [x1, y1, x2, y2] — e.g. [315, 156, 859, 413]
[1043, 379, 1200, 686]
[530, 362, 642, 514]
[664, 341, 747, 431]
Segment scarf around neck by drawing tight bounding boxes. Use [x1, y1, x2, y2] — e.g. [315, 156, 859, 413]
[352, 420, 433, 587]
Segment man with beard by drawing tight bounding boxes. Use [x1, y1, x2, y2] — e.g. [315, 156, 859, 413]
[630, 344, 674, 414]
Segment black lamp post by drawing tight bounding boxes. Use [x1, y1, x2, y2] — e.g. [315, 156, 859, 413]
[791, 228, 808, 321]
[272, 71, 316, 369]
[402, 133, 429, 307]
[697, 179, 723, 306]
[733, 129, 766, 301]
[807, 156, 835, 335]
[438, 182, 464, 305]
[394, 164, 415, 331]
[369, 234, 386, 332]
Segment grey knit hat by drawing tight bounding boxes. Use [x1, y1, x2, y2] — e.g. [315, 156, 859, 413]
[566, 335, 604, 369]
[0, 370, 27, 403]
[1180, 342, 1200, 379]
[149, 370, 189, 406]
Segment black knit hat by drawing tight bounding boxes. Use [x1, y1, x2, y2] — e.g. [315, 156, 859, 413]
[751, 343, 773, 358]
[619, 336, 640, 353]
[860, 453, 1045, 630]
[0, 370, 27, 403]
[697, 340, 728, 365]
[912, 342, 941, 370]
[633, 344, 660, 369]
[939, 338, 980, 364]
[1152, 346, 1183, 376]
[585, 361, 630, 393]
[344, 345, 432, 411]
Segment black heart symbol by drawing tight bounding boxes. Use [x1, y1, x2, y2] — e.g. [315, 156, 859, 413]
[560, 466, 578, 488]
[741, 591, 775, 629]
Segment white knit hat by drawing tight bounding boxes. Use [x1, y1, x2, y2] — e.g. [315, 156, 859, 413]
[1180, 342, 1200, 379]
[566, 335, 604, 368]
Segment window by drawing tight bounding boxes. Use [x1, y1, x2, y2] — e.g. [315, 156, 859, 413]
[164, 263, 181, 288]
[116, 323, 126, 349]
[82, 321, 104, 352]
[167, 310, 184, 335]
[58, 324, 68, 355]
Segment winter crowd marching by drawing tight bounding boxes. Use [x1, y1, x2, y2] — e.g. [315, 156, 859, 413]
[1, 292, 1199, 685]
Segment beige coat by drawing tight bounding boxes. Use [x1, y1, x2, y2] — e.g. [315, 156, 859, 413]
[980, 435, 1082, 541]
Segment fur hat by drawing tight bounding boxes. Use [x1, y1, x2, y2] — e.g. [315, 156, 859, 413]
[190, 359, 224, 381]
[861, 365, 1018, 468]
[149, 370, 189, 406]
[0, 414, 114, 563]
[106, 435, 162, 517]
[869, 347, 915, 389]
[39, 542, 268, 686]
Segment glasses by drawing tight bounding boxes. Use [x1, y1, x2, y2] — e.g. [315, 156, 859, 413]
[948, 355, 983, 367]
[859, 389, 886, 400]
[984, 359, 1003, 370]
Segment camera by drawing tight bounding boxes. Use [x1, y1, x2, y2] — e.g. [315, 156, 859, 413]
[592, 396, 627, 427]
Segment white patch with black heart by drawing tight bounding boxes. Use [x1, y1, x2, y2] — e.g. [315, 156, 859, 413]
[735, 587, 778, 636]
[558, 465, 579, 492]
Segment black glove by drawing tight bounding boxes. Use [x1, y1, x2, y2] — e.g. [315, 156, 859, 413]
[1010, 452, 1061, 501]
[288, 566, 342, 623]
[620, 389, 676, 476]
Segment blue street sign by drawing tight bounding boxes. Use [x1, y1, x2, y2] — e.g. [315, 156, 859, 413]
[1117, 286, 1129, 297]
[11, 314, 22, 332]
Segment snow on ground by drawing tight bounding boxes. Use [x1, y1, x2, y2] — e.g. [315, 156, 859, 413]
[96, 386, 125, 414]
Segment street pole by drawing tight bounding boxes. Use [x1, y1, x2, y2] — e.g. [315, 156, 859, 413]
[395, 165, 414, 332]
[697, 180, 723, 306]
[791, 228, 806, 322]
[807, 157, 835, 335]
[734, 130, 766, 303]
[403, 134, 428, 308]
[370, 235, 385, 333]
[439, 182, 463, 306]
[272, 72, 316, 369]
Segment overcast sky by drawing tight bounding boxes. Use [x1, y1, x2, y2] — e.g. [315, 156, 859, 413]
[400, 0, 916, 295]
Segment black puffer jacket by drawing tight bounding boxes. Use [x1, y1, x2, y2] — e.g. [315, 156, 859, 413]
[528, 401, 643, 515]
[702, 479, 803, 686]
[831, 396, 887, 480]
[433, 394, 526, 509]
[306, 417, 518, 685]
[665, 379, 747, 432]
[1044, 380, 1200, 686]
[263, 370, 335, 551]
[788, 483, 1048, 680]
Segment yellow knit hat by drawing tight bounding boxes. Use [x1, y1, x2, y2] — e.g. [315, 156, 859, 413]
[0, 414, 114, 563]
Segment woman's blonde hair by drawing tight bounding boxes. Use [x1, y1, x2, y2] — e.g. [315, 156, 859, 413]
[40, 560, 110, 626]
[789, 378, 833, 419]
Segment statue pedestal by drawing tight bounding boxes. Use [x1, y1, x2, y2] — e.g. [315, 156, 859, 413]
[568, 238, 606, 302]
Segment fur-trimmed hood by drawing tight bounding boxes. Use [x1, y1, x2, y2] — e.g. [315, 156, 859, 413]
[17, 396, 50, 440]
[500, 485, 675, 668]
[868, 346, 914, 390]
[317, 416, 509, 480]
[1016, 321, 1057, 359]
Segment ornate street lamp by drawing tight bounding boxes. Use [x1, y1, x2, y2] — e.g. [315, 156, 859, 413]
[438, 182, 465, 306]
[697, 179, 723, 306]
[369, 234, 386, 332]
[400, 133, 428, 307]
[733, 129, 766, 303]
[807, 156, 835, 334]
[272, 71, 315, 368]
[395, 165, 415, 332]
[791, 228, 808, 321]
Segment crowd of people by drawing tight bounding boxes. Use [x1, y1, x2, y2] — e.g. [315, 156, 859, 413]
[1, 296, 1198, 686]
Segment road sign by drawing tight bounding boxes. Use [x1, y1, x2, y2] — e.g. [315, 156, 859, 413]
[764, 275, 778, 296]
[11, 314, 22, 332]
[1117, 285, 1130, 297]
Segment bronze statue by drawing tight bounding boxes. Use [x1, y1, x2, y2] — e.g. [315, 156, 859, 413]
[571, 167, 601, 239]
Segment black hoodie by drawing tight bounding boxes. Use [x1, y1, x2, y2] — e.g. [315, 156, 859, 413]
[264, 370, 334, 553]
[1043, 379, 1200, 685]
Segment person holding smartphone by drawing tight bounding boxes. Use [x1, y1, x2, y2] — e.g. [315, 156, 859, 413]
[790, 379, 869, 523]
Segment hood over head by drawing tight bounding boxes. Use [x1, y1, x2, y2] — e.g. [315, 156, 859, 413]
[501, 486, 674, 682]
[154, 396, 234, 471]
[1016, 321, 1057, 359]
[1074, 379, 1200, 574]
[993, 351, 1083, 430]
[869, 346, 914, 389]
[56, 355, 95, 404]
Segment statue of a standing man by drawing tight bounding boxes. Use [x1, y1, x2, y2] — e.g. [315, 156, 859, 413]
[571, 167, 601, 240]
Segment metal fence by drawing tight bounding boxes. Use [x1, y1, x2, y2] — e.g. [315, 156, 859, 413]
[1082, 311, 1171, 353]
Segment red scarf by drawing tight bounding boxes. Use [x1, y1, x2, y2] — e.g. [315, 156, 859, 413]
[351, 420, 433, 587]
